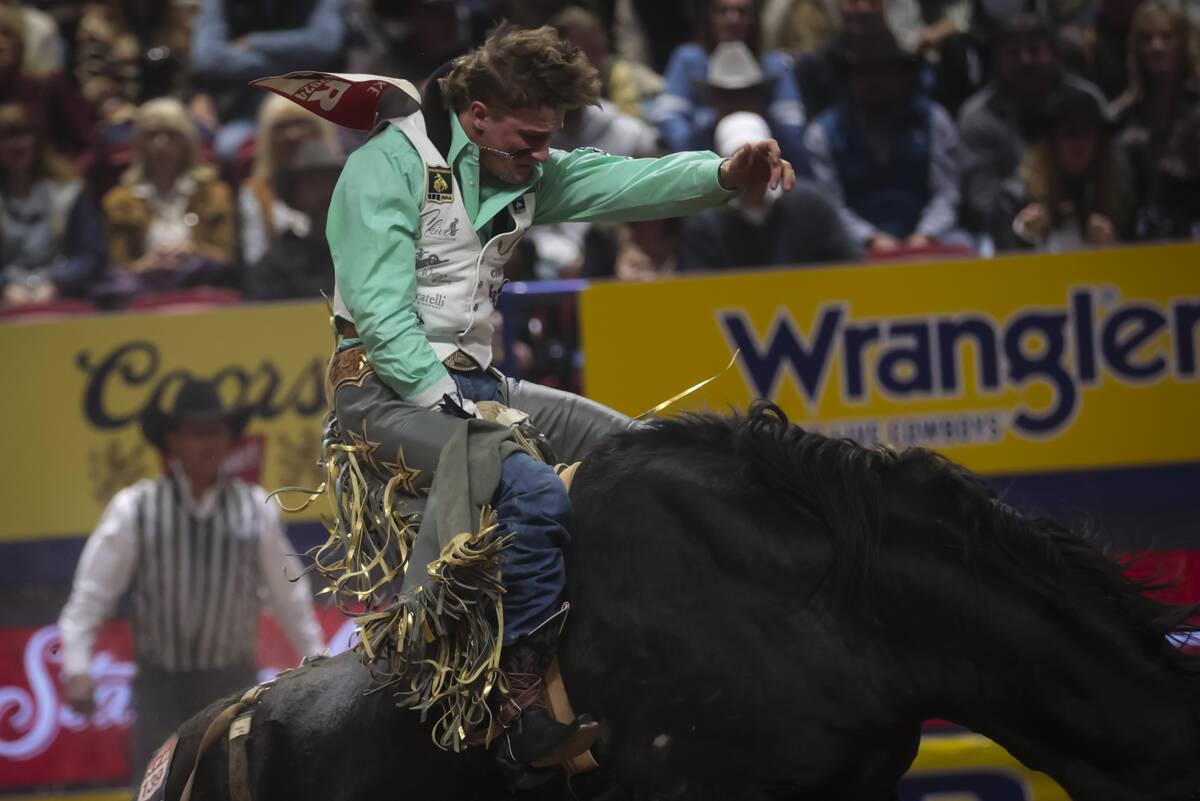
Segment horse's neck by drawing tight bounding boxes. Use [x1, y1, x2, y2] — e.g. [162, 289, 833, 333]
[905, 593, 1200, 800]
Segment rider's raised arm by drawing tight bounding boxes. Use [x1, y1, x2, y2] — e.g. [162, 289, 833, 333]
[531, 147, 737, 227]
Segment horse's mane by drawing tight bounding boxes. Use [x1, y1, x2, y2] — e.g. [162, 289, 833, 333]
[619, 401, 1200, 676]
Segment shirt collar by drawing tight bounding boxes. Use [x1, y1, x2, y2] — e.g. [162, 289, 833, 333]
[168, 459, 227, 517]
[448, 111, 474, 166]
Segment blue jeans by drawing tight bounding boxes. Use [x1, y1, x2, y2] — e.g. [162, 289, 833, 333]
[451, 371, 571, 645]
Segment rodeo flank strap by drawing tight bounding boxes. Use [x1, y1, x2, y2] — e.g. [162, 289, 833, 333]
[177, 656, 328, 801]
[178, 685, 264, 801]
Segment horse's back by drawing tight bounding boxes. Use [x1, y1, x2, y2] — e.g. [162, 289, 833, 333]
[160, 651, 500, 801]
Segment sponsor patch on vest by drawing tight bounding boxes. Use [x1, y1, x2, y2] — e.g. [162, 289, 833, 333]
[421, 208, 460, 240]
[426, 166, 454, 203]
[415, 291, 446, 309]
[137, 733, 178, 801]
[512, 195, 526, 213]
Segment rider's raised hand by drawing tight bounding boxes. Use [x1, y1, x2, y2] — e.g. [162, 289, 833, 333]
[717, 139, 796, 204]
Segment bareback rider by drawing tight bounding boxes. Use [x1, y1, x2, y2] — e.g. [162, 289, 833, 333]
[291, 22, 793, 778]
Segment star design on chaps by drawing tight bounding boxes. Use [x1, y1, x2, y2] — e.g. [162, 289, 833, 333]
[345, 420, 382, 469]
[380, 446, 421, 496]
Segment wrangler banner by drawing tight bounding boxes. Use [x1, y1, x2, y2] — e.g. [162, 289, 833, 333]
[0, 301, 332, 543]
[580, 243, 1200, 476]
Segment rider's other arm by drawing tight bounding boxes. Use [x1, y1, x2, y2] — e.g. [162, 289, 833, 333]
[57, 487, 140, 678]
[328, 141, 456, 406]
[532, 147, 737, 226]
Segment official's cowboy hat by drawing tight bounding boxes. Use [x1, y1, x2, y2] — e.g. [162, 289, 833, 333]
[140, 377, 251, 451]
[692, 41, 779, 94]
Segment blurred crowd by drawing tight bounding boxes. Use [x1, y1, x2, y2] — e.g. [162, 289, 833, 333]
[1, 0, 1198, 352]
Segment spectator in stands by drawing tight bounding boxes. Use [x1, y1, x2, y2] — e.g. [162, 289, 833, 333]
[761, 0, 837, 53]
[890, 0, 987, 116]
[680, 110, 860, 271]
[243, 138, 342, 300]
[582, 217, 683, 281]
[806, 28, 962, 253]
[613, 0, 696, 75]
[1, 104, 106, 305]
[1131, 104, 1200, 241]
[957, 13, 1106, 238]
[997, 84, 1125, 251]
[551, 6, 663, 120]
[688, 41, 811, 173]
[0, 6, 96, 163]
[97, 97, 235, 303]
[76, 0, 203, 199]
[240, 94, 341, 266]
[1078, 0, 1143, 100]
[75, 0, 197, 110]
[190, 0, 347, 163]
[647, 0, 806, 162]
[793, 0, 888, 121]
[1110, 0, 1200, 228]
[345, 0, 468, 88]
[0, 0, 63, 76]
[59, 376, 324, 774]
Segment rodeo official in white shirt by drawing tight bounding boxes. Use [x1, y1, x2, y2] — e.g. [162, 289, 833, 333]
[57, 378, 325, 774]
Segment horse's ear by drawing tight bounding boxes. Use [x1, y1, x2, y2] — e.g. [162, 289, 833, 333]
[249, 71, 422, 130]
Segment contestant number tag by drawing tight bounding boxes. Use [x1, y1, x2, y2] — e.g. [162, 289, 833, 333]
[138, 733, 179, 801]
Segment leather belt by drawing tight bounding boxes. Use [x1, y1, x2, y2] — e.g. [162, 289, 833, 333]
[329, 343, 372, 391]
[336, 318, 480, 373]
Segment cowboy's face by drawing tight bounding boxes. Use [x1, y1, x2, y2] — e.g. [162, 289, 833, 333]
[994, 33, 1058, 103]
[710, 0, 755, 44]
[165, 419, 234, 484]
[467, 102, 559, 185]
[850, 62, 908, 114]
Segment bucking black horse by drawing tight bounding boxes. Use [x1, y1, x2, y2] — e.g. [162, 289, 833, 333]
[158, 402, 1200, 801]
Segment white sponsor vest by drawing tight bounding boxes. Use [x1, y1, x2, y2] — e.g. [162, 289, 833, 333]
[332, 111, 535, 371]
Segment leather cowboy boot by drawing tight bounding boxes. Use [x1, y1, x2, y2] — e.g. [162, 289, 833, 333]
[494, 605, 599, 785]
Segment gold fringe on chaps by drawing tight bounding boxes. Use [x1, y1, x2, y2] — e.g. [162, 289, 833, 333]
[271, 412, 512, 752]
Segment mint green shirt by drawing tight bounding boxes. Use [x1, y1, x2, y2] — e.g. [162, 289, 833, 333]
[327, 111, 735, 400]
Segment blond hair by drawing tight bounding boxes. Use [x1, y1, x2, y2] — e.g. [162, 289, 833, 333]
[1120, 0, 1200, 104]
[127, 97, 201, 183]
[251, 93, 342, 183]
[438, 22, 600, 114]
[1018, 134, 1124, 232]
